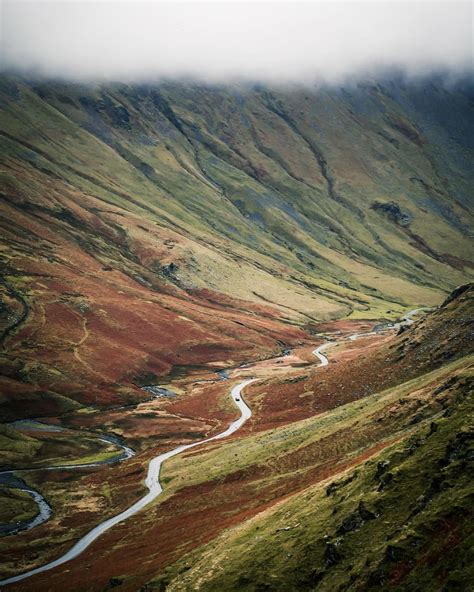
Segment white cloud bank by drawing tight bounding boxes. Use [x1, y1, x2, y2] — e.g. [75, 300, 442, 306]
[0, 1, 472, 83]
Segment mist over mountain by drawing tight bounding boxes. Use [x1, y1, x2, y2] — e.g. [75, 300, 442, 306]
[0, 2, 473, 591]
[2, 1, 472, 83]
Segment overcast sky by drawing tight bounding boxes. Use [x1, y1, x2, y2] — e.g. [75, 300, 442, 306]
[1, 1, 472, 83]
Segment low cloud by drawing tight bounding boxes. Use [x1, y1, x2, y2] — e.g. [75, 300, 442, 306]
[1, 1, 472, 83]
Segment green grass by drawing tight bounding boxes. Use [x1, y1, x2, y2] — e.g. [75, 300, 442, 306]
[160, 356, 472, 493]
[49, 448, 122, 467]
[1, 75, 471, 325]
[148, 365, 473, 591]
[0, 488, 38, 524]
[0, 425, 41, 467]
[0, 425, 125, 470]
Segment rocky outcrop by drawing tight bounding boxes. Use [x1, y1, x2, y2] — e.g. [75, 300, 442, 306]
[440, 283, 473, 308]
[371, 201, 412, 226]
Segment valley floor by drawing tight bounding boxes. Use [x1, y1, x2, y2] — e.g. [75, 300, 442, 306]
[0, 287, 472, 591]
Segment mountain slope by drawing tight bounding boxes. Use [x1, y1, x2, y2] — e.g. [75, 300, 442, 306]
[144, 285, 473, 592]
[0, 74, 472, 417]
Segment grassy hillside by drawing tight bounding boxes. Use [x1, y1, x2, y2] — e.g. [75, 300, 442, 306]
[0, 283, 471, 589]
[156, 376, 473, 592]
[143, 286, 473, 592]
[0, 74, 472, 416]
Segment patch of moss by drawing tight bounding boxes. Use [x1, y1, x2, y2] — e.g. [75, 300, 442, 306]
[0, 488, 38, 524]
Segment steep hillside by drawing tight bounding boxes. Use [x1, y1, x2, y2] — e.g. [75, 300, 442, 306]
[246, 283, 473, 431]
[0, 74, 472, 417]
[157, 376, 473, 592]
[0, 287, 470, 591]
[143, 287, 473, 592]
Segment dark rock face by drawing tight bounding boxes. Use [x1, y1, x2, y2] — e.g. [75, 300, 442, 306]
[162, 262, 179, 278]
[440, 283, 473, 308]
[371, 201, 412, 226]
[324, 542, 342, 566]
[384, 544, 408, 562]
[367, 567, 387, 587]
[377, 472, 394, 492]
[337, 501, 377, 535]
[358, 501, 377, 521]
[440, 429, 474, 466]
[375, 460, 390, 479]
[337, 512, 363, 535]
[78, 94, 131, 129]
[326, 471, 358, 496]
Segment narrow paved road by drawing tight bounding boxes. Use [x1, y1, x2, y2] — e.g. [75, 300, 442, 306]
[394, 307, 427, 328]
[0, 379, 257, 586]
[312, 343, 330, 365]
[349, 308, 426, 341]
[0, 308, 421, 586]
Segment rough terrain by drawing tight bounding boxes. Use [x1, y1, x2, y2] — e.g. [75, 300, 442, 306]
[0, 74, 472, 591]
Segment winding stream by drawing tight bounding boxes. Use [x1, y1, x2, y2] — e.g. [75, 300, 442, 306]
[0, 308, 422, 586]
[0, 431, 134, 537]
[0, 480, 52, 538]
[0, 379, 258, 586]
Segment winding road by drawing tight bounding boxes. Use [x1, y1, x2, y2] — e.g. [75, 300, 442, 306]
[394, 307, 427, 328]
[312, 343, 331, 365]
[0, 308, 421, 587]
[349, 308, 426, 341]
[0, 379, 258, 586]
